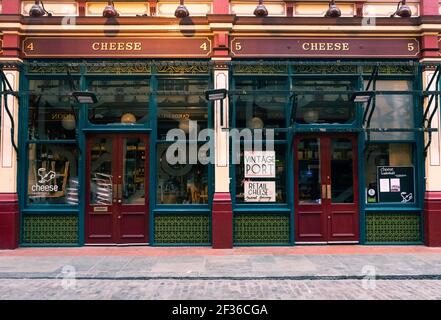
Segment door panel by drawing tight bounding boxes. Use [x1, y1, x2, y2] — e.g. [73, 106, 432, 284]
[295, 137, 326, 242]
[119, 136, 149, 243]
[86, 134, 149, 244]
[295, 134, 359, 243]
[86, 137, 116, 242]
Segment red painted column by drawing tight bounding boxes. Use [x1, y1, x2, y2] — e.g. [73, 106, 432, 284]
[213, 0, 230, 14]
[425, 192, 441, 247]
[420, 0, 439, 15]
[2, 0, 21, 14]
[212, 193, 233, 248]
[0, 194, 19, 250]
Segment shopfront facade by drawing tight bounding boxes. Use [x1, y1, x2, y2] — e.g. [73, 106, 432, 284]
[1, 0, 441, 248]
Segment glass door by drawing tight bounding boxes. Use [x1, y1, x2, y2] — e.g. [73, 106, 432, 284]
[86, 134, 149, 244]
[295, 135, 359, 243]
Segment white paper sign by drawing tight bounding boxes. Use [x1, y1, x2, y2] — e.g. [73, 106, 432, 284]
[379, 178, 390, 192]
[244, 151, 276, 178]
[244, 181, 276, 202]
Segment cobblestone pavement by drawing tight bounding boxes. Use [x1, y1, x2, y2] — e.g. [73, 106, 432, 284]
[1, 246, 440, 300]
[1, 279, 441, 300]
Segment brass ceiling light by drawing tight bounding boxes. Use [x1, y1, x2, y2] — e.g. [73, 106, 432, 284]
[103, 1, 119, 18]
[175, 0, 190, 18]
[254, 0, 268, 17]
[324, 0, 341, 18]
[29, 0, 52, 17]
[390, 0, 412, 18]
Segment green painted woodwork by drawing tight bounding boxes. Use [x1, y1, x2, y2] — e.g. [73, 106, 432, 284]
[23, 215, 79, 244]
[366, 212, 421, 243]
[234, 214, 290, 244]
[154, 214, 211, 244]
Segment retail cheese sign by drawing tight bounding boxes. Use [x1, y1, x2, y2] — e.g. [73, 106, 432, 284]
[377, 166, 415, 203]
[244, 151, 276, 178]
[244, 181, 276, 202]
[22, 37, 212, 58]
[231, 37, 420, 58]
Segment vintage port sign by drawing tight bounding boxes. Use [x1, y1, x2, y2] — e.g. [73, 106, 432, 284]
[22, 37, 212, 58]
[231, 37, 420, 58]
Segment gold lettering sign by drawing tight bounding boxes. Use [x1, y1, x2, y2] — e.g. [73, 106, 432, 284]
[302, 42, 350, 51]
[91, 42, 142, 51]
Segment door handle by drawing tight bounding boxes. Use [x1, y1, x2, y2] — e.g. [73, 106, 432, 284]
[113, 184, 118, 203]
[322, 184, 327, 199]
[327, 184, 332, 200]
[117, 183, 122, 203]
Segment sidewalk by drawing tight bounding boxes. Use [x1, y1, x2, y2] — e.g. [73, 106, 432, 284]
[1, 246, 441, 279]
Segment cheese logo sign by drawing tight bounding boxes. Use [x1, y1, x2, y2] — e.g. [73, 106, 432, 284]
[244, 151, 276, 178]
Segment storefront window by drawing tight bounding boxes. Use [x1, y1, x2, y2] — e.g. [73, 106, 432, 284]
[156, 144, 209, 204]
[365, 80, 414, 141]
[235, 144, 286, 204]
[87, 80, 150, 125]
[365, 143, 414, 203]
[234, 78, 288, 129]
[28, 79, 79, 140]
[293, 80, 356, 124]
[157, 78, 208, 139]
[27, 144, 79, 205]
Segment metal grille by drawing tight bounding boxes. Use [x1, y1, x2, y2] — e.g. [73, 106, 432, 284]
[366, 213, 421, 243]
[234, 214, 290, 244]
[154, 215, 210, 244]
[23, 215, 79, 244]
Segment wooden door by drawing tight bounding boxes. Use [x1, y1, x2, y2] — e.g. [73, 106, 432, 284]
[295, 135, 359, 243]
[86, 134, 149, 244]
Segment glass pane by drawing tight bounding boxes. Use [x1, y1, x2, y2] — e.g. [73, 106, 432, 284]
[297, 138, 321, 204]
[235, 144, 286, 203]
[157, 144, 209, 204]
[331, 138, 354, 203]
[28, 79, 79, 140]
[122, 138, 146, 205]
[293, 80, 356, 124]
[157, 78, 208, 140]
[27, 144, 79, 205]
[365, 80, 414, 141]
[234, 78, 288, 140]
[88, 80, 150, 125]
[89, 138, 113, 205]
[365, 143, 413, 203]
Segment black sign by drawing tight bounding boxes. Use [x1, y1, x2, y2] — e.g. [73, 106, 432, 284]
[377, 166, 415, 203]
[205, 89, 228, 101]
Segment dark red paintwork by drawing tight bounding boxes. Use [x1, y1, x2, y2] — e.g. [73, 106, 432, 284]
[212, 192, 233, 249]
[424, 191, 441, 247]
[85, 134, 149, 244]
[0, 193, 19, 249]
[294, 134, 359, 243]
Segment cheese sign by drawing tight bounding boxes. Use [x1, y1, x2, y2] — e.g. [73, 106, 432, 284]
[244, 151, 276, 178]
[244, 181, 276, 202]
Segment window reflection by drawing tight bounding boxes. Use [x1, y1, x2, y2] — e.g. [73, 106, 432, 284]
[28, 79, 79, 140]
[88, 80, 150, 125]
[293, 80, 356, 124]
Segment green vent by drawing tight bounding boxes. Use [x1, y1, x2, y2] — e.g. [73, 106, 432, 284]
[366, 213, 421, 243]
[154, 215, 210, 244]
[23, 215, 79, 244]
[234, 214, 290, 244]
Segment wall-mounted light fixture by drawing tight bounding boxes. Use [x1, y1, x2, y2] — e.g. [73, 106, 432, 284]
[175, 0, 190, 18]
[29, 0, 53, 17]
[254, 0, 268, 17]
[324, 0, 341, 18]
[103, 1, 119, 18]
[72, 92, 98, 104]
[390, 0, 412, 18]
